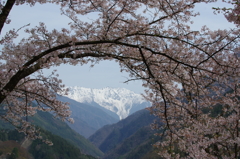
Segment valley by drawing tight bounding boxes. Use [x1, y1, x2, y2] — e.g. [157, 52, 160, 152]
[0, 87, 159, 159]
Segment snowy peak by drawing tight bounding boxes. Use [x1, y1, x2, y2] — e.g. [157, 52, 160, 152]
[64, 86, 150, 120]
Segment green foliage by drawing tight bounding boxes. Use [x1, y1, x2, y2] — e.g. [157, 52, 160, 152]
[29, 111, 103, 158]
[202, 104, 224, 118]
[0, 102, 102, 157]
[0, 128, 96, 159]
[29, 128, 84, 159]
[7, 147, 19, 159]
[0, 129, 25, 142]
[0, 140, 32, 158]
[0, 130, 8, 141]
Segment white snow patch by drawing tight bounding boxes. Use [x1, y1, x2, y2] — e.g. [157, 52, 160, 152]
[64, 86, 149, 119]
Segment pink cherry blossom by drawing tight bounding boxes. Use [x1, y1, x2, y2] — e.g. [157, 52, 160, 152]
[0, 0, 240, 157]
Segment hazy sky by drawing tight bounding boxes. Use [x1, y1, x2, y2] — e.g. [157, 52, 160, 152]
[2, 2, 234, 93]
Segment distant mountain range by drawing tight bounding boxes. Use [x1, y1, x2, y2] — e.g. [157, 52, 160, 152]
[0, 86, 161, 159]
[64, 87, 151, 120]
[57, 95, 119, 138]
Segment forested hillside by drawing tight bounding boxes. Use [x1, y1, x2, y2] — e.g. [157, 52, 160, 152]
[28, 110, 103, 157]
[0, 110, 103, 158]
[89, 109, 161, 158]
[0, 129, 96, 159]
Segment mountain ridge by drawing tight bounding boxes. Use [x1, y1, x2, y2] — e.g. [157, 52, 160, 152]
[88, 109, 161, 159]
[64, 86, 150, 120]
[57, 95, 119, 138]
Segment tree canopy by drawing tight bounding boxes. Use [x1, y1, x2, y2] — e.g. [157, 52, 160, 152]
[0, 0, 240, 158]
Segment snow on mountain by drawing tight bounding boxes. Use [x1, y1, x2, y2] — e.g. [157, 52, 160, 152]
[64, 86, 150, 120]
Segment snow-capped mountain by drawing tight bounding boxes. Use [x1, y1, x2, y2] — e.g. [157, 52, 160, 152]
[64, 86, 150, 120]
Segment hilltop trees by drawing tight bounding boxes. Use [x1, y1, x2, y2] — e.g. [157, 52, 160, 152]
[0, 0, 240, 158]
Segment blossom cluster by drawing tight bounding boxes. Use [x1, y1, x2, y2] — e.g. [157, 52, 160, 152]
[0, 0, 240, 156]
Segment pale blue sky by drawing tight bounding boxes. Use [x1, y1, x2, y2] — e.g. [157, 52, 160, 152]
[2, 2, 235, 94]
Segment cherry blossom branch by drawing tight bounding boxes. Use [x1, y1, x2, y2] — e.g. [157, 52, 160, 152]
[0, 0, 16, 34]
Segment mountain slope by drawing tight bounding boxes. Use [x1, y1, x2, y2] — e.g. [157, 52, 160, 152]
[103, 126, 161, 159]
[88, 109, 159, 158]
[0, 128, 96, 159]
[64, 87, 151, 120]
[29, 110, 104, 158]
[0, 109, 104, 158]
[57, 95, 119, 138]
[29, 128, 96, 159]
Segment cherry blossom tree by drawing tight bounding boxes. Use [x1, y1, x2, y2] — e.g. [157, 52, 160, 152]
[0, 0, 240, 157]
[224, 3, 240, 25]
[214, 0, 240, 26]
